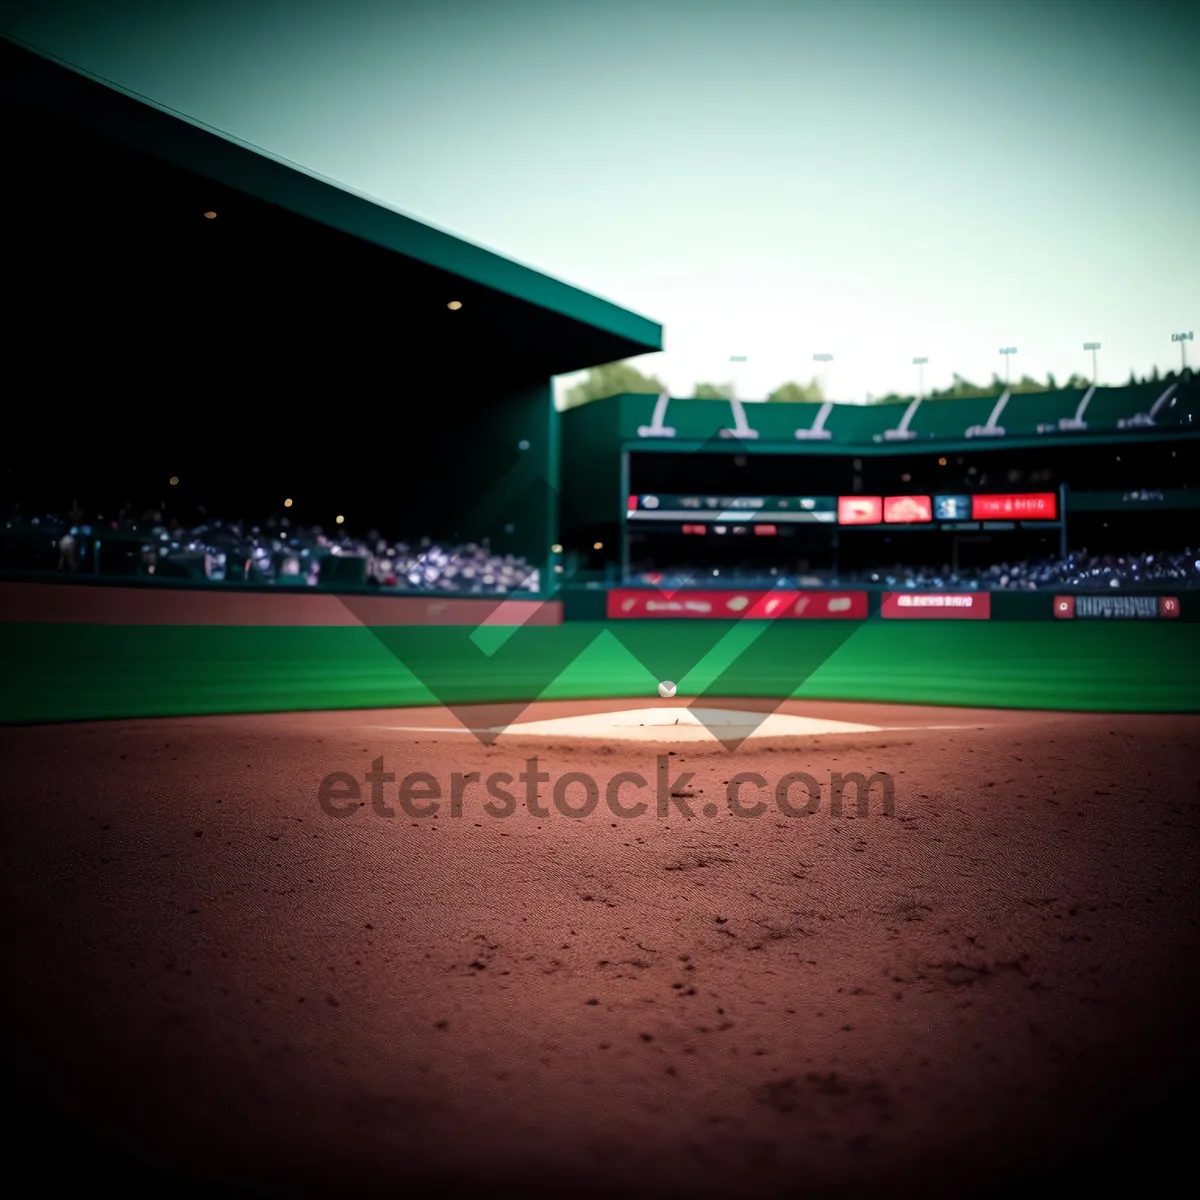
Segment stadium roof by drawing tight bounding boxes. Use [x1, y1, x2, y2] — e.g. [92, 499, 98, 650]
[0, 36, 662, 379]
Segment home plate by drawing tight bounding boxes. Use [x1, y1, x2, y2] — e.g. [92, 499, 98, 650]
[490, 707, 881, 741]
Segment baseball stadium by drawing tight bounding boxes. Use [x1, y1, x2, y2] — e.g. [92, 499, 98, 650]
[3, 30, 1199, 1200]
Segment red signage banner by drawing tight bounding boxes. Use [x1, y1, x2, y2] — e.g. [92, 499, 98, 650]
[788, 591, 868, 618]
[607, 589, 868, 619]
[883, 495, 933, 523]
[881, 592, 991, 619]
[971, 493, 1058, 520]
[838, 496, 883, 525]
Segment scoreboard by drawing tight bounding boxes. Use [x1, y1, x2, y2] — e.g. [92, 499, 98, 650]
[837, 491, 1058, 526]
[626, 495, 837, 524]
[626, 492, 1061, 531]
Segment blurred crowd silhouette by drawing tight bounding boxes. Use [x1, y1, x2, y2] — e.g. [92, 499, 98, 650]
[5, 501, 1196, 595]
[638, 548, 1200, 592]
[2, 503, 540, 595]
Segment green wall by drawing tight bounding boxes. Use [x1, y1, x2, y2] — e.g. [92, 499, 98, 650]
[559, 388, 1200, 464]
[559, 394, 622, 529]
[3, 619, 1197, 724]
[457, 377, 559, 574]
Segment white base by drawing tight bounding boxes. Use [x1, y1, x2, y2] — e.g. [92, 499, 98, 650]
[378, 707, 881, 742]
[508, 708, 879, 740]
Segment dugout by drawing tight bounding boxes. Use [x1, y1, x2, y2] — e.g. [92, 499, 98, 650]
[0, 37, 662, 585]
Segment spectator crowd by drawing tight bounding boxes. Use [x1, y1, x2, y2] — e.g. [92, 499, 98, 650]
[638, 548, 1200, 592]
[3, 503, 1196, 594]
[1, 506, 540, 595]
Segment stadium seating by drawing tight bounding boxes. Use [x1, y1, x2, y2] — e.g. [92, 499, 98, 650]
[821, 403, 907, 444]
[611, 376, 1196, 446]
[905, 395, 999, 441]
[0, 513, 541, 595]
[1157, 383, 1198, 427]
[1000, 388, 1087, 435]
[1077, 383, 1162, 429]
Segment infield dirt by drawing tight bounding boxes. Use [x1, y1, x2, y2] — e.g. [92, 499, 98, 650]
[2, 699, 1197, 1198]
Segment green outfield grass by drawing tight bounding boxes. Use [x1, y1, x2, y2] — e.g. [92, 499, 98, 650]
[1, 620, 1198, 723]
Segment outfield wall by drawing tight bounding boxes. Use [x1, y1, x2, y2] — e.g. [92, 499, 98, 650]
[0, 579, 562, 626]
[563, 584, 1194, 622]
[2, 577, 1198, 724]
[2, 577, 1190, 629]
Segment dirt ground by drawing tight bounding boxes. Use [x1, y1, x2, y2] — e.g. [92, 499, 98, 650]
[2, 698, 1198, 1199]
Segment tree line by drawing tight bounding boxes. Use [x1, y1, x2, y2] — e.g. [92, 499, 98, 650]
[563, 361, 1187, 409]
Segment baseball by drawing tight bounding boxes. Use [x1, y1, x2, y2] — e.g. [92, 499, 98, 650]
[658, 680, 677, 699]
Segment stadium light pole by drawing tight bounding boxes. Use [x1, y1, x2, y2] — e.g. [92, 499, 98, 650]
[913, 356, 928, 401]
[1172, 331, 1194, 372]
[813, 353, 833, 400]
[999, 346, 1018, 387]
[729, 354, 747, 399]
[1083, 342, 1101, 386]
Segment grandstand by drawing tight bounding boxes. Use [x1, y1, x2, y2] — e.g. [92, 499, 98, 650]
[561, 380, 1199, 591]
[600, 378, 1197, 448]
[0, 35, 661, 577]
[1, 33, 1195, 610]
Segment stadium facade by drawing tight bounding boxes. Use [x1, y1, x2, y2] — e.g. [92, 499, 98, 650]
[560, 386, 1198, 592]
[2, 33, 1198, 725]
[1, 35, 662, 573]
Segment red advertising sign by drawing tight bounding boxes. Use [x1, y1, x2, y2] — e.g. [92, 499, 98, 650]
[1053, 595, 1075, 619]
[883, 495, 933, 523]
[1054, 594, 1179, 620]
[788, 591, 868, 619]
[971, 493, 1058, 520]
[880, 592, 992, 619]
[838, 496, 883, 525]
[607, 589, 868, 619]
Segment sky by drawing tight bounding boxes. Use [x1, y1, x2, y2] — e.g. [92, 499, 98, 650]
[2, 0, 1196, 404]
